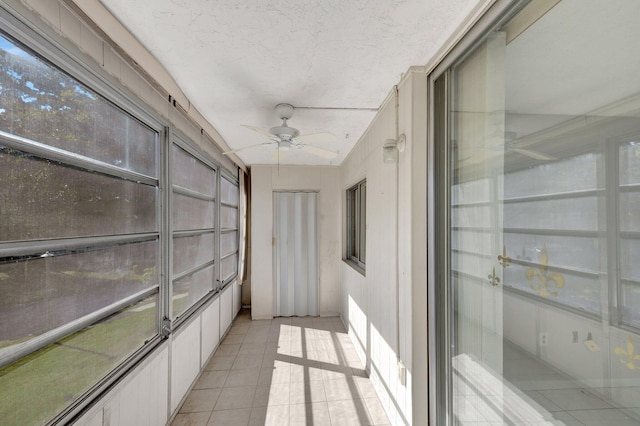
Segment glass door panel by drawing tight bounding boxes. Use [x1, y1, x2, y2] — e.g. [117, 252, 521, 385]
[438, 1, 640, 424]
[451, 31, 507, 422]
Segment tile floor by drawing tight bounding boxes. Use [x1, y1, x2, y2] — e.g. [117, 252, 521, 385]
[503, 342, 640, 425]
[453, 341, 640, 425]
[171, 310, 390, 426]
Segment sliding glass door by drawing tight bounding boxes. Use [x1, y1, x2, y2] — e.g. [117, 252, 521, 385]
[432, 0, 640, 424]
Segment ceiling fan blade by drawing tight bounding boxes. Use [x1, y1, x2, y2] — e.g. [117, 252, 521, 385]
[240, 124, 277, 139]
[301, 145, 338, 159]
[510, 148, 555, 161]
[295, 132, 337, 144]
[222, 142, 272, 155]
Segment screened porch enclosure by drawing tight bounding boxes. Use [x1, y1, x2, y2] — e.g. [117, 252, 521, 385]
[0, 25, 243, 425]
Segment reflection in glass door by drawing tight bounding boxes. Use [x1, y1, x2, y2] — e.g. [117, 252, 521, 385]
[434, 1, 640, 424]
[450, 30, 507, 421]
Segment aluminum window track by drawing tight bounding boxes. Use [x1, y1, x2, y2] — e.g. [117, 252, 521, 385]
[0, 130, 158, 187]
[0, 286, 159, 369]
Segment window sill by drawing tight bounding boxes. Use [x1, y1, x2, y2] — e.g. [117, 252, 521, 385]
[343, 258, 366, 277]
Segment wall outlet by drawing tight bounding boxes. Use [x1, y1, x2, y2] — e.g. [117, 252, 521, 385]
[572, 331, 579, 343]
[539, 332, 549, 347]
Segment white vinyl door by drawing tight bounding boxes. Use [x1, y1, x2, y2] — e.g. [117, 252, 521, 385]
[273, 192, 318, 317]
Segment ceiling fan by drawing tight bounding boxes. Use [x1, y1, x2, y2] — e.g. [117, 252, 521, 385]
[223, 103, 338, 160]
[457, 131, 556, 167]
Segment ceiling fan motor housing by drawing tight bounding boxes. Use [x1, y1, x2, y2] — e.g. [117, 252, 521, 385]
[275, 103, 295, 120]
[270, 125, 300, 140]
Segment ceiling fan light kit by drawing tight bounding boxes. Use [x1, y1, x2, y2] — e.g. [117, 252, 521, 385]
[224, 103, 339, 161]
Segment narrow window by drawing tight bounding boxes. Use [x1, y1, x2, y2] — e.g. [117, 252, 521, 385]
[346, 179, 366, 270]
[220, 174, 240, 286]
[171, 143, 217, 320]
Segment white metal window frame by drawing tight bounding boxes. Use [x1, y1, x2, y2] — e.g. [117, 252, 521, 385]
[346, 179, 366, 272]
[0, 2, 243, 424]
[219, 170, 240, 288]
[169, 132, 220, 328]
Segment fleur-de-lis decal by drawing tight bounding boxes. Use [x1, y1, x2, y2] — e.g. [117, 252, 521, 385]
[526, 244, 565, 298]
[498, 245, 512, 268]
[615, 336, 640, 371]
[488, 267, 500, 287]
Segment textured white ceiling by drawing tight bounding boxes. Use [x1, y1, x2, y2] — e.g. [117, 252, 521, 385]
[99, 0, 480, 166]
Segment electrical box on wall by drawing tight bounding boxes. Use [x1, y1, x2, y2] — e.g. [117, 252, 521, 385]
[398, 361, 407, 386]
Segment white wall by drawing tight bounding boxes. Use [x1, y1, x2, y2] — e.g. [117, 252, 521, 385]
[250, 165, 341, 319]
[339, 70, 428, 425]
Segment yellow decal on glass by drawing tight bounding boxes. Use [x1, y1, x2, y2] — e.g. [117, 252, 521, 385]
[615, 336, 640, 371]
[526, 244, 565, 298]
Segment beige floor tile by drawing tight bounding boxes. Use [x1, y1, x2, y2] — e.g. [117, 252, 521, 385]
[221, 334, 244, 345]
[289, 402, 332, 426]
[258, 364, 291, 385]
[216, 344, 240, 357]
[313, 350, 343, 364]
[224, 368, 261, 387]
[249, 404, 290, 426]
[239, 342, 267, 355]
[289, 380, 327, 404]
[290, 363, 325, 383]
[354, 375, 378, 399]
[180, 388, 222, 413]
[291, 317, 315, 327]
[324, 377, 359, 402]
[264, 340, 283, 354]
[206, 355, 236, 371]
[312, 338, 341, 353]
[262, 355, 292, 368]
[322, 364, 354, 382]
[243, 333, 269, 344]
[171, 412, 212, 426]
[207, 408, 251, 426]
[228, 324, 250, 335]
[180, 313, 391, 426]
[312, 321, 335, 332]
[194, 371, 229, 389]
[232, 354, 264, 370]
[247, 324, 271, 335]
[253, 382, 291, 407]
[539, 388, 614, 411]
[214, 386, 256, 411]
[364, 397, 391, 425]
[267, 330, 282, 343]
[327, 399, 373, 426]
[280, 344, 309, 357]
[567, 408, 640, 425]
[352, 367, 368, 377]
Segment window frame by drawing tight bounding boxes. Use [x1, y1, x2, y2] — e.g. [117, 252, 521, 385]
[346, 179, 366, 272]
[0, 10, 167, 424]
[219, 170, 240, 289]
[169, 134, 219, 327]
[0, 4, 244, 424]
